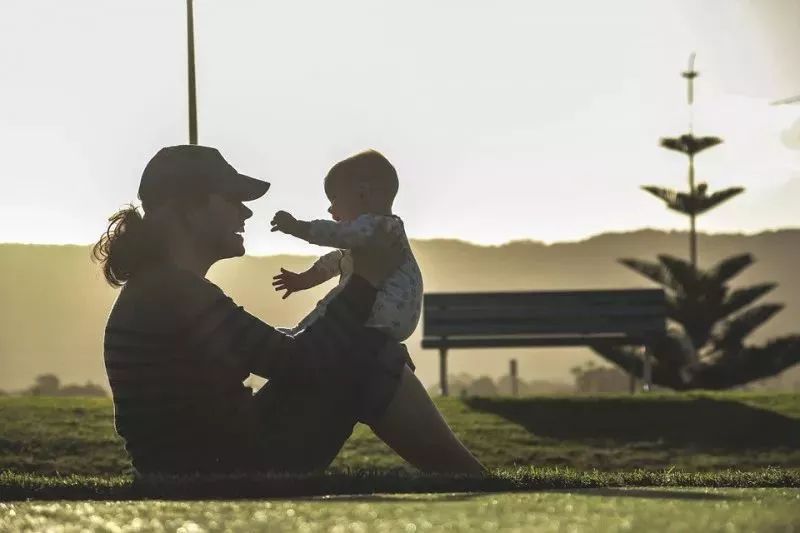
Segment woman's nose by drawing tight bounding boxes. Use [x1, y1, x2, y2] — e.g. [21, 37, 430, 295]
[327, 206, 333, 215]
[242, 204, 253, 220]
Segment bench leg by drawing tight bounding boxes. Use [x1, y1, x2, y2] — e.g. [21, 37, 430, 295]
[510, 359, 519, 397]
[642, 345, 652, 392]
[439, 348, 449, 397]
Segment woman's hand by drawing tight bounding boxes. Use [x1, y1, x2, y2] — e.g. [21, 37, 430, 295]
[350, 220, 405, 287]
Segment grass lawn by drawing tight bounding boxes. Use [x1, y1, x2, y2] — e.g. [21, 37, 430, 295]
[1, 393, 799, 528]
[2, 488, 799, 532]
[2, 392, 799, 475]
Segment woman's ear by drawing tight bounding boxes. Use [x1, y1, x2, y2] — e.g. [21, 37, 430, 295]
[175, 194, 211, 230]
[180, 204, 207, 232]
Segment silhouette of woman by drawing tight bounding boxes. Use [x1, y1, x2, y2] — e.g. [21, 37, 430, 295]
[94, 145, 483, 475]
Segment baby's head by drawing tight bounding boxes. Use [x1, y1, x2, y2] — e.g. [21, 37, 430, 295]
[324, 150, 398, 222]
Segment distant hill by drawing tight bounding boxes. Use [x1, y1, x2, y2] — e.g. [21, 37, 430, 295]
[1, 228, 799, 392]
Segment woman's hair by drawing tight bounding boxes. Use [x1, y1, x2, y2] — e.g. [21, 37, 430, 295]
[92, 204, 165, 288]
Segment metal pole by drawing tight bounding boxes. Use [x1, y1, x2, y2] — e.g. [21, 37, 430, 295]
[688, 155, 696, 268]
[439, 348, 448, 396]
[683, 53, 698, 269]
[510, 359, 518, 397]
[186, 0, 198, 144]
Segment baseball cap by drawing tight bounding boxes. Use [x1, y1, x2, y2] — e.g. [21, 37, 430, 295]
[138, 145, 270, 210]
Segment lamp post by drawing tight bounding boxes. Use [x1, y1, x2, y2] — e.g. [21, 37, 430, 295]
[186, 0, 198, 144]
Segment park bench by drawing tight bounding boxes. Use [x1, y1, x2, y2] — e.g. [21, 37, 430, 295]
[421, 289, 667, 395]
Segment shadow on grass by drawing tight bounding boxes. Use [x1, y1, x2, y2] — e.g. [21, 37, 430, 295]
[299, 493, 482, 503]
[463, 396, 800, 450]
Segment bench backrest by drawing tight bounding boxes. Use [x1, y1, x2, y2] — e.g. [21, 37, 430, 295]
[423, 289, 666, 345]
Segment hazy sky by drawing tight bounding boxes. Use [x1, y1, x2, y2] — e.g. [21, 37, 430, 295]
[1, 0, 798, 255]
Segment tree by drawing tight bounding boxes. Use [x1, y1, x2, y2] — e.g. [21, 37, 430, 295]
[643, 54, 742, 268]
[590, 54, 800, 389]
[29, 374, 60, 395]
[571, 362, 631, 393]
[591, 254, 800, 389]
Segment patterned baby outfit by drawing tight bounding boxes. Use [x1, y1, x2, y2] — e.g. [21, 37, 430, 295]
[290, 214, 422, 342]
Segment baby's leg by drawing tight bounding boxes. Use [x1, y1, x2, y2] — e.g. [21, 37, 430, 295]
[367, 313, 418, 346]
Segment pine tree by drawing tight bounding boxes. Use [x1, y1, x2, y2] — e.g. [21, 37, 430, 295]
[591, 54, 800, 390]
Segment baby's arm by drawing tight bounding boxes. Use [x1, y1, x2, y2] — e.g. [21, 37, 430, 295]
[272, 250, 343, 299]
[309, 249, 344, 280]
[271, 211, 386, 249]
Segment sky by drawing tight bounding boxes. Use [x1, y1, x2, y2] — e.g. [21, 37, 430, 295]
[1, 0, 798, 256]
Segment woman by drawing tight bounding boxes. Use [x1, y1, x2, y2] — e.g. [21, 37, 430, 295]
[94, 144, 483, 475]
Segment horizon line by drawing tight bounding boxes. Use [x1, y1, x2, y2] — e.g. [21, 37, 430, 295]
[1, 226, 798, 255]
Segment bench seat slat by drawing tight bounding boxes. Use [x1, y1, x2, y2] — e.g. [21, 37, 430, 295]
[425, 289, 665, 308]
[424, 317, 665, 337]
[424, 304, 666, 322]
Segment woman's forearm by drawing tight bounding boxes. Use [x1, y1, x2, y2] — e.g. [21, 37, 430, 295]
[250, 274, 387, 384]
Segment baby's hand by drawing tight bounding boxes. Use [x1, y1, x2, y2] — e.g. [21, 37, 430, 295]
[272, 268, 308, 299]
[271, 210, 298, 235]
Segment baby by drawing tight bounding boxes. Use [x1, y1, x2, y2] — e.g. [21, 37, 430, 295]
[270, 150, 423, 342]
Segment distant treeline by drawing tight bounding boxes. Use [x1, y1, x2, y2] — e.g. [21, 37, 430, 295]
[429, 365, 633, 396]
[1, 373, 107, 398]
[429, 362, 800, 397]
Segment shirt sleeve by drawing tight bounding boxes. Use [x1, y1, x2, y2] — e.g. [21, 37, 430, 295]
[311, 250, 343, 281]
[306, 214, 383, 249]
[166, 268, 387, 385]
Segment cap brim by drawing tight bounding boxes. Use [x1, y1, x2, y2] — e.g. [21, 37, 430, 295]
[224, 173, 271, 201]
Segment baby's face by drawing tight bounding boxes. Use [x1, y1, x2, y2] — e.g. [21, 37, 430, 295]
[326, 181, 364, 222]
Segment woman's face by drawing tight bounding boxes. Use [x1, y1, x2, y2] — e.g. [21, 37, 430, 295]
[185, 193, 253, 260]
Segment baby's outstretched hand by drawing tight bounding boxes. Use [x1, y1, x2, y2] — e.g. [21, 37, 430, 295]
[272, 268, 307, 299]
[271, 210, 298, 234]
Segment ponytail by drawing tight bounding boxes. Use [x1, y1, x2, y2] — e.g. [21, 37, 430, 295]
[92, 205, 164, 288]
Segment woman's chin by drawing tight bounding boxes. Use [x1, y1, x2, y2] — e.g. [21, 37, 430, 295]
[232, 237, 246, 257]
[220, 234, 246, 258]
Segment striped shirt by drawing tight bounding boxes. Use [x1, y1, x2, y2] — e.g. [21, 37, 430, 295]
[104, 264, 385, 474]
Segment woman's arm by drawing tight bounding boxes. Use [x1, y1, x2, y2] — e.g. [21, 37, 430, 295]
[174, 224, 404, 383]
[175, 271, 387, 385]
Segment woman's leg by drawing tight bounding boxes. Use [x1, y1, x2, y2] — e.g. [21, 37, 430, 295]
[253, 378, 359, 473]
[368, 365, 486, 474]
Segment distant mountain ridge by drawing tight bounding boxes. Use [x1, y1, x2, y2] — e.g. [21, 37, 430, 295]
[1, 228, 798, 391]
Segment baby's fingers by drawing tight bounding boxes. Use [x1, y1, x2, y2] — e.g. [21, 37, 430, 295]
[273, 269, 293, 280]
